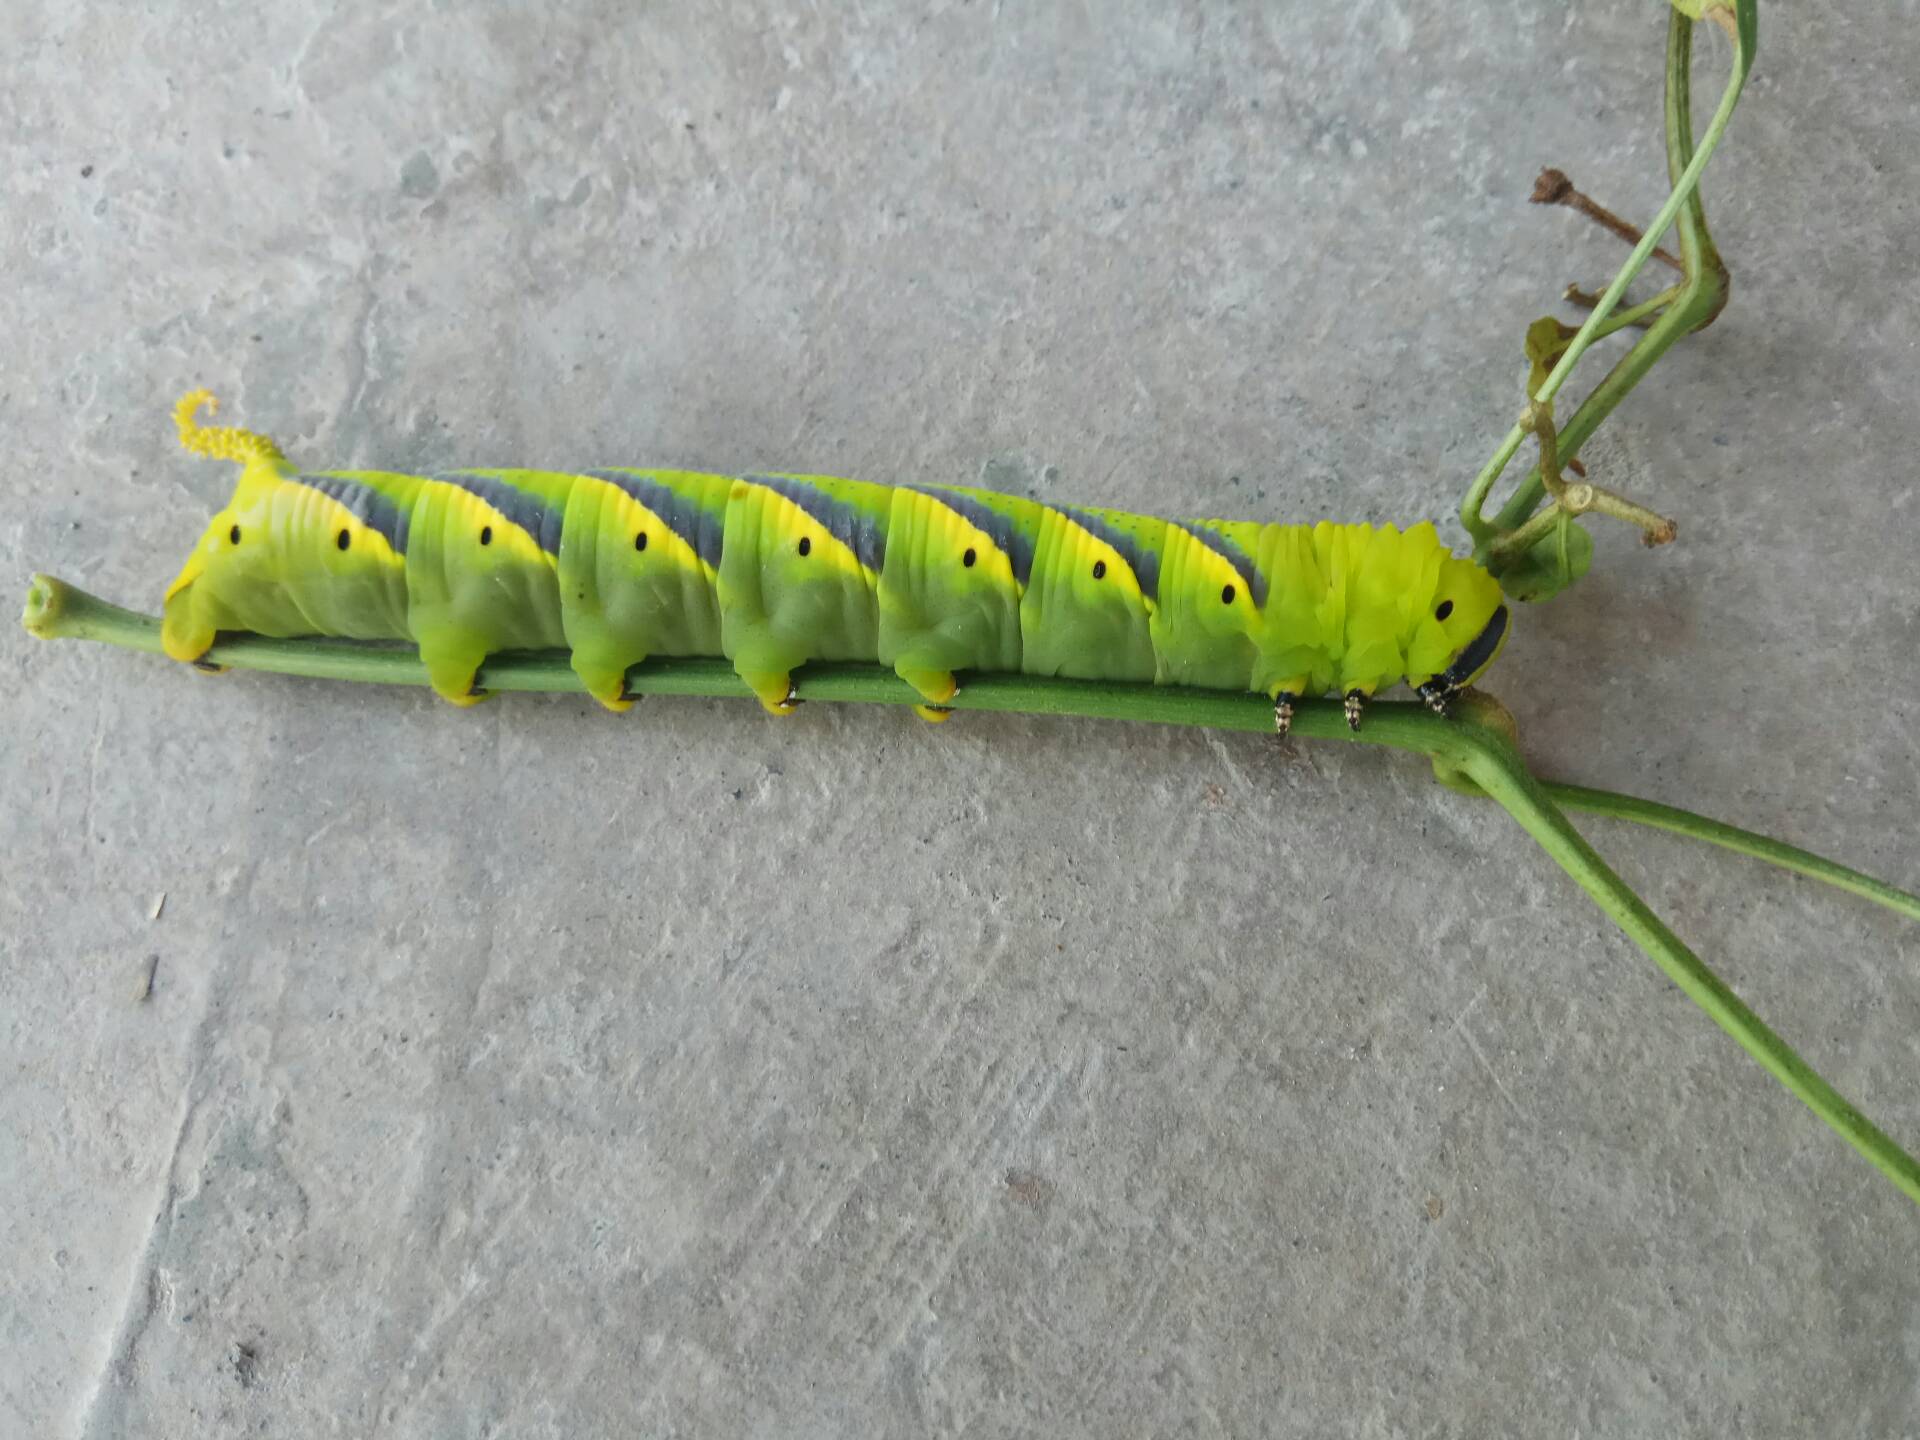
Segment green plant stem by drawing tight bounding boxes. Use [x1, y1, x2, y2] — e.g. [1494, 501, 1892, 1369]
[15, 574, 1360, 735]
[1458, 732, 1920, 1207]
[1463, 6, 1751, 546]
[24, 572, 1919, 1206]
[1543, 783, 1920, 925]
[1586, 284, 1683, 339]
[1487, 484, 1678, 567]
[1485, 402, 1678, 564]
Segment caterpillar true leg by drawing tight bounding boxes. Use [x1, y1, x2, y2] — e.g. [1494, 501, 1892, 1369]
[1344, 689, 1369, 732]
[1272, 691, 1298, 738]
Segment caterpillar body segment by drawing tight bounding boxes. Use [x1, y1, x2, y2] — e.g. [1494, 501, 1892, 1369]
[161, 394, 1512, 720]
[161, 463, 416, 665]
[405, 469, 570, 704]
[718, 473, 892, 715]
[560, 469, 730, 712]
[876, 484, 1024, 719]
[1018, 503, 1161, 683]
[1150, 518, 1264, 692]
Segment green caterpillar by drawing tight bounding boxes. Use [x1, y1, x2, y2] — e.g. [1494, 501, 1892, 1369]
[160, 390, 1510, 730]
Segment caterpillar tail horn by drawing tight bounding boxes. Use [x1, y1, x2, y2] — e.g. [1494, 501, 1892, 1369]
[174, 388, 285, 465]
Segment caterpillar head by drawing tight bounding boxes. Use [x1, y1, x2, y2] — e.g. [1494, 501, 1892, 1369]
[1407, 553, 1508, 708]
[160, 390, 290, 665]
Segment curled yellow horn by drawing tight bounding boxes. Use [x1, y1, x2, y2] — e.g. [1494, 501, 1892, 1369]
[174, 388, 284, 464]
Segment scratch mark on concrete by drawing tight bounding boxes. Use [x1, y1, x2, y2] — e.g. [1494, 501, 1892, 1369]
[78, 1005, 218, 1438]
[1452, 988, 1524, 1121]
[80, 700, 107, 860]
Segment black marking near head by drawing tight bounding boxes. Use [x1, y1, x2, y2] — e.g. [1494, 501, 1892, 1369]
[1435, 599, 1454, 621]
[588, 470, 725, 569]
[904, 485, 1036, 587]
[1436, 604, 1509, 690]
[295, 474, 413, 554]
[1182, 522, 1268, 608]
[1058, 505, 1159, 600]
[434, 472, 566, 556]
[746, 475, 888, 574]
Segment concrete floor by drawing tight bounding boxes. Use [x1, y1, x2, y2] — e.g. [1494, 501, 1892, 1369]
[5, 4, 1918, 1436]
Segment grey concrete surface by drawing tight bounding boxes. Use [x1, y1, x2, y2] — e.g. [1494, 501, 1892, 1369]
[4, 3, 1918, 1436]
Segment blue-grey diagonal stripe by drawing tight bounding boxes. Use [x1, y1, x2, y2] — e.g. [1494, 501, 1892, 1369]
[904, 485, 1035, 587]
[744, 475, 887, 574]
[1057, 505, 1161, 601]
[1182, 522, 1269, 607]
[586, 470, 726, 568]
[433, 472, 566, 556]
[295, 473, 412, 554]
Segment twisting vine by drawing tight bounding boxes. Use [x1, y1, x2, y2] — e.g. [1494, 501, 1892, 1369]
[1462, 2, 1753, 599]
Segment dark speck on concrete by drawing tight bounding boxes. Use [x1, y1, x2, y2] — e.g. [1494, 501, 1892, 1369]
[1003, 1170, 1056, 1209]
[399, 150, 440, 199]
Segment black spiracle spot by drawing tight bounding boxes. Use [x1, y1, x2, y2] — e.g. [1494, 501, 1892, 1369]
[228, 524, 241, 545]
[1435, 599, 1454, 621]
[480, 526, 493, 546]
[634, 531, 648, 552]
[1221, 584, 1236, 605]
[797, 536, 812, 557]
[1091, 560, 1106, 580]
[337, 529, 351, 551]
[962, 548, 977, 568]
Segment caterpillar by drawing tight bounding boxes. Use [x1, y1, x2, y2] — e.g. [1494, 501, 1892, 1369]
[159, 390, 1510, 730]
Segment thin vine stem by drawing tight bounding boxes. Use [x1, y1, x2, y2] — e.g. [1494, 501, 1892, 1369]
[1462, 5, 1752, 547]
[1543, 783, 1920, 925]
[23, 573, 1920, 1206]
[1586, 284, 1683, 340]
[1457, 732, 1920, 1208]
[1427, 772, 1920, 927]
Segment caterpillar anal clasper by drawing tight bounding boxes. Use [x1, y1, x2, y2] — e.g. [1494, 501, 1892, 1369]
[160, 393, 1511, 723]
